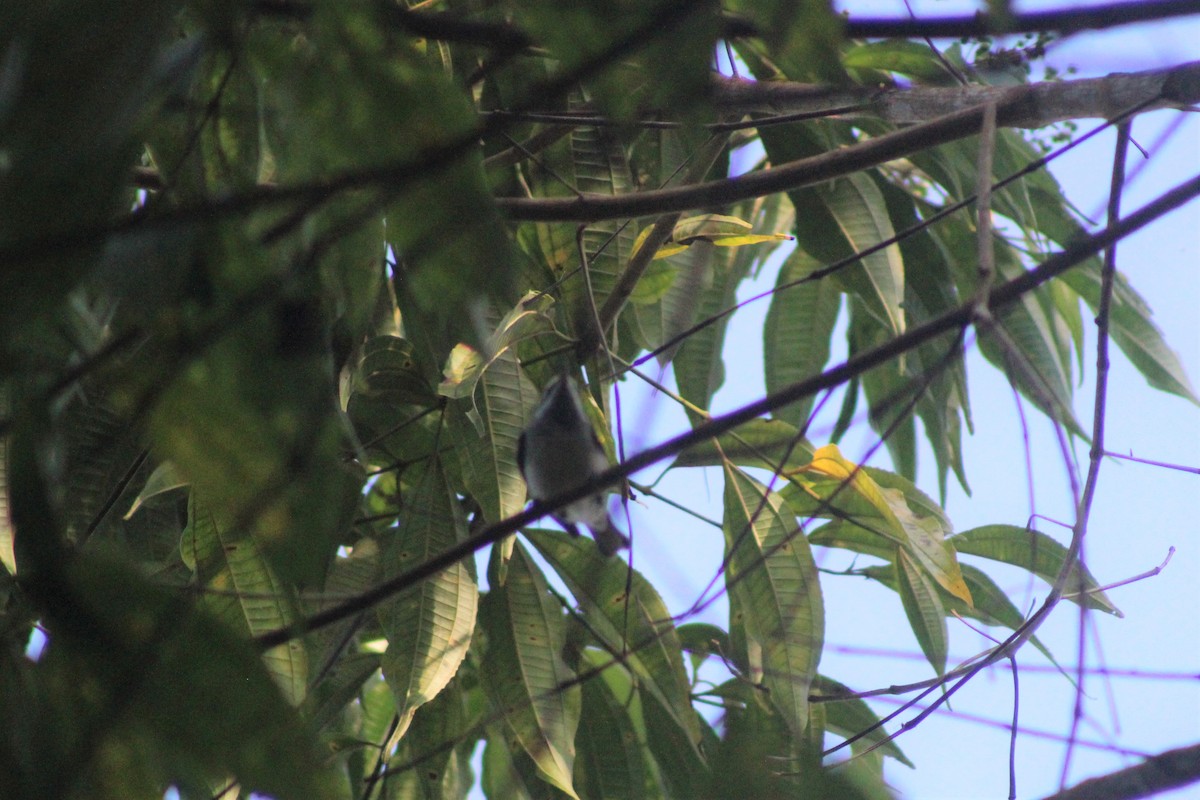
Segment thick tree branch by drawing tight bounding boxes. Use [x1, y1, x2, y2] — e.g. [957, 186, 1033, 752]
[720, 0, 1200, 40]
[713, 61, 1200, 127]
[495, 68, 1192, 224]
[1039, 742, 1200, 800]
[120, 62, 1198, 231]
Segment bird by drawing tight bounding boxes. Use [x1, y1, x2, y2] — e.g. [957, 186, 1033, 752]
[516, 373, 629, 556]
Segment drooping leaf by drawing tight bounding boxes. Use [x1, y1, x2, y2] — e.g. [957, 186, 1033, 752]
[763, 247, 841, 428]
[378, 459, 478, 740]
[182, 494, 308, 705]
[952, 525, 1121, 616]
[480, 542, 581, 798]
[672, 417, 814, 472]
[573, 650, 649, 800]
[723, 465, 824, 738]
[525, 529, 701, 753]
[791, 445, 972, 605]
[445, 347, 537, 525]
[812, 675, 914, 767]
[1059, 267, 1198, 406]
[895, 548, 949, 675]
[819, 173, 906, 339]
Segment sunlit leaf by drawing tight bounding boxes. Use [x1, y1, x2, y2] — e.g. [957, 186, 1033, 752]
[792, 445, 971, 605]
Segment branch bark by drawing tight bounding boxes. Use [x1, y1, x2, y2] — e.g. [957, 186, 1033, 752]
[496, 62, 1198, 223]
[721, 0, 1200, 40]
[1040, 742, 1200, 800]
[713, 61, 1200, 128]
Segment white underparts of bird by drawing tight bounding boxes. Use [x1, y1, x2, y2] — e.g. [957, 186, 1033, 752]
[517, 374, 629, 556]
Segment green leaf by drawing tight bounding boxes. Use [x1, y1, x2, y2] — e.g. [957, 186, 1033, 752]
[723, 465, 824, 737]
[850, 302, 917, 479]
[671, 417, 814, 471]
[149, 237, 360, 588]
[0, 0, 182, 339]
[952, 525, 1122, 616]
[568, 90, 638, 325]
[378, 459, 478, 740]
[819, 172, 906, 339]
[123, 460, 188, 520]
[446, 349, 537, 524]
[574, 650, 649, 800]
[675, 192, 792, 424]
[934, 216, 1084, 434]
[896, 549, 949, 675]
[630, 239, 711, 363]
[792, 445, 971, 605]
[842, 41, 957, 82]
[812, 675, 913, 767]
[763, 247, 840, 428]
[525, 530, 701, 752]
[394, 677, 476, 799]
[677, 621, 731, 665]
[480, 542, 581, 799]
[1059, 267, 1198, 405]
[56, 556, 338, 799]
[354, 336, 436, 405]
[641, 684, 715, 798]
[808, 519, 895, 562]
[182, 494, 309, 705]
[875, 175, 972, 498]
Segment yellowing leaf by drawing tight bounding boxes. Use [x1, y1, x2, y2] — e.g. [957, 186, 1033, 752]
[791, 444, 972, 605]
[707, 233, 794, 248]
[631, 214, 794, 261]
[672, 213, 753, 241]
[438, 343, 483, 399]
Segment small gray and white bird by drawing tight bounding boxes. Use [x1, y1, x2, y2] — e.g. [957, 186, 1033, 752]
[517, 374, 629, 556]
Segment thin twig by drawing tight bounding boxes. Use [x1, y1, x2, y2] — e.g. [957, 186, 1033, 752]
[1103, 450, 1200, 474]
[1060, 120, 1132, 789]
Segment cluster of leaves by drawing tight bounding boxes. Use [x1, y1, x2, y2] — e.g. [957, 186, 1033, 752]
[0, 1, 1194, 799]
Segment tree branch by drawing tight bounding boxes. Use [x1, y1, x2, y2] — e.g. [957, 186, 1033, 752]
[495, 65, 1197, 224]
[720, 0, 1200, 40]
[1039, 742, 1200, 800]
[712, 61, 1200, 128]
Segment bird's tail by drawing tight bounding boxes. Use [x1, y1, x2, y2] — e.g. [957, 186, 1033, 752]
[591, 516, 630, 557]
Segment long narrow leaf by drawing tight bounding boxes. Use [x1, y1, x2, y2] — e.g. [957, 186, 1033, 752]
[378, 460, 478, 740]
[480, 542, 581, 798]
[723, 465, 824, 737]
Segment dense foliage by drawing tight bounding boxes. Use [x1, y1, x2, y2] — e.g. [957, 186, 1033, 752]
[1, 1, 1196, 799]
